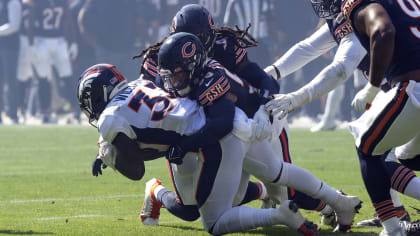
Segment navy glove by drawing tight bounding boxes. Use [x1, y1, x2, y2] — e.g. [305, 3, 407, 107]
[92, 154, 107, 177]
[165, 144, 186, 165]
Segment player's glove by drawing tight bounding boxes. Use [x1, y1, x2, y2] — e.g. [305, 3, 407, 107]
[92, 154, 107, 177]
[264, 65, 281, 80]
[252, 105, 272, 141]
[165, 144, 186, 165]
[265, 92, 302, 120]
[351, 83, 380, 111]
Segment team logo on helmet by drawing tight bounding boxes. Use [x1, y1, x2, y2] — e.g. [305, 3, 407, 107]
[182, 42, 196, 58]
[208, 15, 215, 29]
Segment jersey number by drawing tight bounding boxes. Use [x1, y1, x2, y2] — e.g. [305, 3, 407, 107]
[43, 7, 63, 30]
[128, 83, 174, 121]
[397, 0, 420, 38]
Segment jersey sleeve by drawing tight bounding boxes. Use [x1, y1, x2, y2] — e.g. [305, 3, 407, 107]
[212, 36, 248, 72]
[196, 69, 231, 107]
[141, 55, 159, 81]
[342, 0, 376, 22]
[98, 111, 137, 144]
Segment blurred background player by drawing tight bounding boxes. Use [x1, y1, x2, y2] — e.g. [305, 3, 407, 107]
[26, 0, 77, 123]
[0, 0, 22, 124]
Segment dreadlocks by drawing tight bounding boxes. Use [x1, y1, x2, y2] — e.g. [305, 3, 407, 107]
[133, 24, 258, 73]
[215, 24, 259, 49]
[132, 36, 167, 73]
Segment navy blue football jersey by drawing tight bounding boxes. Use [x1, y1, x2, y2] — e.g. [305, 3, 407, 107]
[326, 12, 354, 44]
[31, 0, 68, 37]
[193, 60, 262, 118]
[343, 0, 420, 80]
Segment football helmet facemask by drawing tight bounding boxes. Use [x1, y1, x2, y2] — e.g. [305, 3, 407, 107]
[77, 64, 128, 127]
[311, 0, 342, 19]
[170, 4, 216, 54]
[158, 32, 207, 97]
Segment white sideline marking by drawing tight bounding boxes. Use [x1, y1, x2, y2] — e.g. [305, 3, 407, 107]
[2, 194, 143, 204]
[38, 214, 105, 221]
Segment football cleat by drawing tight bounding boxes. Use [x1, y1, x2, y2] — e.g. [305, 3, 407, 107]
[333, 191, 362, 232]
[380, 226, 407, 236]
[140, 178, 163, 226]
[310, 121, 336, 132]
[356, 206, 411, 227]
[400, 220, 420, 236]
[319, 204, 337, 227]
[298, 220, 320, 236]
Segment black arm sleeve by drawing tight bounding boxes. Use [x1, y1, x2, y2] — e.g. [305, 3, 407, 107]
[111, 132, 164, 181]
[237, 61, 280, 96]
[178, 97, 236, 152]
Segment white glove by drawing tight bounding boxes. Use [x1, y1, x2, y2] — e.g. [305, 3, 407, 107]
[265, 91, 306, 120]
[68, 42, 78, 61]
[252, 105, 272, 141]
[98, 141, 117, 169]
[264, 65, 281, 80]
[351, 83, 380, 111]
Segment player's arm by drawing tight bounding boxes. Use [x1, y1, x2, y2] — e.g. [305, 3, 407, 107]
[265, 23, 337, 80]
[111, 133, 164, 180]
[77, 2, 96, 46]
[236, 60, 280, 95]
[0, 0, 22, 36]
[266, 33, 367, 118]
[352, 3, 395, 87]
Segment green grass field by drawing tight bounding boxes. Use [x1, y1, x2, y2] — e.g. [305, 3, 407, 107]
[0, 126, 418, 235]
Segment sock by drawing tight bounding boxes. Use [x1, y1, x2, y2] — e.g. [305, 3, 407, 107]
[278, 162, 339, 206]
[390, 189, 402, 207]
[239, 181, 266, 205]
[292, 191, 325, 211]
[382, 216, 400, 233]
[157, 190, 200, 222]
[403, 177, 420, 200]
[211, 206, 273, 235]
[38, 78, 51, 113]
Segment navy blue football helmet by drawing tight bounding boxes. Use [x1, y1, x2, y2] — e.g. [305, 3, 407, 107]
[311, 0, 342, 19]
[158, 32, 206, 97]
[170, 4, 216, 54]
[77, 64, 128, 127]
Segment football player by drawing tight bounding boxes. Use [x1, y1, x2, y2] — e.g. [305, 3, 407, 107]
[77, 63, 321, 235]
[263, 0, 414, 228]
[266, 0, 420, 235]
[157, 32, 363, 234]
[134, 4, 336, 222]
[26, 0, 77, 122]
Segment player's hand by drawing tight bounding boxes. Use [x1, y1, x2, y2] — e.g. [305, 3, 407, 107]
[265, 94, 296, 120]
[92, 154, 107, 177]
[351, 83, 380, 111]
[252, 105, 272, 141]
[264, 65, 281, 80]
[165, 145, 186, 165]
[68, 42, 78, 61]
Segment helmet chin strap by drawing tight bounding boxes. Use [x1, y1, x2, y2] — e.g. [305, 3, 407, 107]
[177, 85, 191, 97]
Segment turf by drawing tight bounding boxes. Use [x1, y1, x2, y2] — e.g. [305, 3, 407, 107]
[0, 126, 418, 235]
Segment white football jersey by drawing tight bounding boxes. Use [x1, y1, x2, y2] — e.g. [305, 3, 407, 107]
[97, 80, 206, 147]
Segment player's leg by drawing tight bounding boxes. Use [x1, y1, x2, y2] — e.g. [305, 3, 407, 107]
[243, 139, 362, 232]
[395, 133, 420, 171]
[349, 81, 420, 233]
[198, 135, 317, 235]
[53, 38, 76, 114]
[272, 121, 332, 221]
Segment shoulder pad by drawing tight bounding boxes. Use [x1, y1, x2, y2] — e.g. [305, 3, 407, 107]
[342, 0, 372, 22]
[197, 69, 231, 106]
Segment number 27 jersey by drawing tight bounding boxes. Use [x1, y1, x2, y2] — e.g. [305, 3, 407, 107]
[97, 80, 206, 146]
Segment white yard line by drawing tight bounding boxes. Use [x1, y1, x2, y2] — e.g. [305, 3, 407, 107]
[1, 194, 143, 204]
[38, 214, 106, 221]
